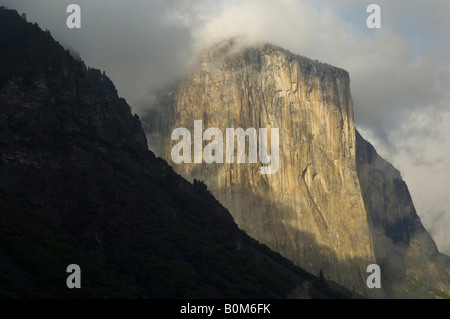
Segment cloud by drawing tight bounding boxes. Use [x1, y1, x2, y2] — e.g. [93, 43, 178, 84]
[187, 0, 444, 145]
[3, 0, 450, 254]
[388, 106, 450, 252]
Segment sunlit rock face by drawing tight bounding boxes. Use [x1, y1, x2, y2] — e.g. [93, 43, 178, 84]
[144, 39, 383, 297]
[144, 39, 450, 299]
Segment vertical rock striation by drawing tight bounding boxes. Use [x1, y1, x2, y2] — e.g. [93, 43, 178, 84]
[145, 40, 383, 297]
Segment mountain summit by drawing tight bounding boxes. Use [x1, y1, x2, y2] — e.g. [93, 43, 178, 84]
[143, 38, 450, 298]
[0, 7, 351, 298]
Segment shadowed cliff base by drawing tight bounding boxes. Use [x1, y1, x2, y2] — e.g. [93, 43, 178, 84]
[206, 191, 384, 298]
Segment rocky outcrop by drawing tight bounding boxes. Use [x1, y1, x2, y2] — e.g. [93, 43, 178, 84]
[144, 39, 383, 297]
[356, 131, 450, 298]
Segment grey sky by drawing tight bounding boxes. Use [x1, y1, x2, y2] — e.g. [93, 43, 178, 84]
[2, 0, 450, 254]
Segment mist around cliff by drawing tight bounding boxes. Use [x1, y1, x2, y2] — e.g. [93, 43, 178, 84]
[3, 0, 449, 255]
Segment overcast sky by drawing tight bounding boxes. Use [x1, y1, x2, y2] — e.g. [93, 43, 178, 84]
[3, 0, 450, 254]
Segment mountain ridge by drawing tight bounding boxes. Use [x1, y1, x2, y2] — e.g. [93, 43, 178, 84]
[0, 7, 353, 299]
[356, 130, 450, 298]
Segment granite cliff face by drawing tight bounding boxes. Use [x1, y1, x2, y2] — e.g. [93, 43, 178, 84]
[145, 40, 381, 297]
[356, 132, 450, 298]
[144, 39, 450, 298]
